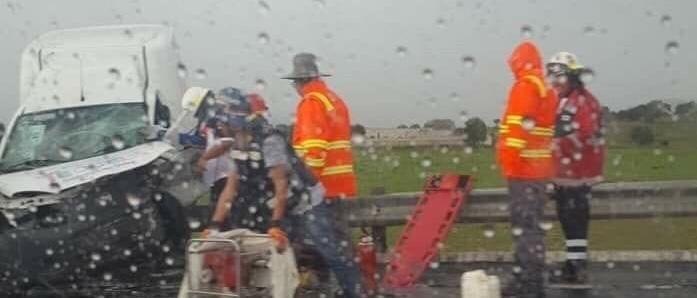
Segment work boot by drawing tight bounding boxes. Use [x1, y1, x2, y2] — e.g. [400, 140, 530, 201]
[548, 260, 588, 285]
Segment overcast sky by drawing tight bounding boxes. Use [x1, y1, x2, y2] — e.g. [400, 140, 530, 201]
[0, 0, 695, 127]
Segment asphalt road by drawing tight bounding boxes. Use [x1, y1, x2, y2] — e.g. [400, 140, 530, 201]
[18, 261, 697, 297]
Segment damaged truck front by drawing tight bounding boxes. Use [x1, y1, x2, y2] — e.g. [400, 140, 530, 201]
[0, 25, 205, 294]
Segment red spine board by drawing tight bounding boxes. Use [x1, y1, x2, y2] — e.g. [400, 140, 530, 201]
[382, 173, 472, 288]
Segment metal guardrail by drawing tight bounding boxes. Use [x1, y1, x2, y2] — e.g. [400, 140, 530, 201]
[344, 180, 697, 227]
[187, 180, 697, 251]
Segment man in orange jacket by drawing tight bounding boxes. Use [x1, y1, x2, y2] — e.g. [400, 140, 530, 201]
[496, 41, 557, 298]
[282, 52, 361, 297]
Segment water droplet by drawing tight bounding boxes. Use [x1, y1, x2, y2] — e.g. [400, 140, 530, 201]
[512, 227, 523, 236]
[665, 41, 680, 55]
[111, 135, 125, 150]
[462, 56, 476, 69]
[521, 118, 536, 131]
[188, 219, 201, 230]
[429, 262, 440, 269]
[248, 206, 258, 214]
[396, 46, 408, 57]
[126, 195, 141, 208]
[176, 63, 188, 78]
[512, 266, 522, 274]
[130, 265, 138, 272]
[452, 157, 460, 164]
[103, 273, 112, 281]
[580, 70, 595, 83]
[422, 68, 434, 80]
[257, 32, 270, 45]
[154, 193, 163, 202]
[91, 253, 102, 262]
[653, 149, 663, 156]
[464, 147, 473, 154]
[539, 222, 553, 231]
[255, 78, 266, 91]
[410, 151, 419, 159]
[483, 229, 495, 238]
[124, 249, 132, 256]
[420, 159, 432, 168]
[258, 0, 271, 14]
[520, 25, 533, 38]
[660, 15, 672, 27]
[59, 146, 73, 159]
[313, 0, 326, 8]
[194, 68, 208, 80]
[667, 155, 675, 162]
[633, 264, 641, 271]
[78, 214, 86, 221]
[46, 249, 54, 256]
[449, 92, 461, 102]
[436, 18, 447, 28]
[162, 245, 171, 253]
[582, 26, 595, 35]
[350, 134, 365, 145]
[108, 68, 121, 81]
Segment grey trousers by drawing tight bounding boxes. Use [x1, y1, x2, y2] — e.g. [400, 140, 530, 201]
[508, 179, 547, 297]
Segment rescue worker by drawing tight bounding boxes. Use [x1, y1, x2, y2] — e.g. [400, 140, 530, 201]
[496, 41, 557, 298]
[247, 92, 269, 116]
[201, 97, 364, 298]
[281, 52, 357, 248]
[546, 52, 605, 285]
[196, 87, 246, 229]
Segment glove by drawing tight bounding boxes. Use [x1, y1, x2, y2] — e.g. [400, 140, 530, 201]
[203, 221, 223, 238]
[267, 227, 288, 252]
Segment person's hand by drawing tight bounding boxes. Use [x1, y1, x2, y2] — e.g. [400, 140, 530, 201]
[202, 221, 223, 238]
[267, 227, 288, 253]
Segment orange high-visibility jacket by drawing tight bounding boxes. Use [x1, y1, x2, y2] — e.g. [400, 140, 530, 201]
[496, 41, 558, 179]
[293, 79, 357, 198]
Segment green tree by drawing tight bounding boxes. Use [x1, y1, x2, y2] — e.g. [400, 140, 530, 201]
[463, 117, 488, 147]
[409, 124, 420, 129]
[397, 124, 408, 129]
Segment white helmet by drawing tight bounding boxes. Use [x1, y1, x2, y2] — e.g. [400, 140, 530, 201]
[547, 51, 585, 71]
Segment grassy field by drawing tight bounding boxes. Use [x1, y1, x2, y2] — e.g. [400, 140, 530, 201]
[351, 121, 697, 251]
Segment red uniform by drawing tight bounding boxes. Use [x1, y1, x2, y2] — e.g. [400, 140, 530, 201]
[553, 89, 605, 186]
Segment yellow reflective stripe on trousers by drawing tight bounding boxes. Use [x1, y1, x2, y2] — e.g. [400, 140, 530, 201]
[327, 140, 351, 150]
[306, 92, 335, 111]
[321, 165, 354, 176]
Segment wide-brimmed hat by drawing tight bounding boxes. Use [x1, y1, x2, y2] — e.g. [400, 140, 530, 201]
[281, 53, 331, 80]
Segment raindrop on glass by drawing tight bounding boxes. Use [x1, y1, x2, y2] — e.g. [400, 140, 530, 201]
[422, 68, 434, 80]
[45, 248, 54, 256]
[512, 227, 523, 236]
[130, 265, 138, 272]
[103, 273, 112, 281]
[660, 15, 672, 27]
[483, 228, 495, 238]
[127, 195, 141, 208]
[429, 262, 440, 269]
[91, 253, 102, 262]
[665, 41, 680, 55]
[520, 25, 533, 38]
[539, 222, 553, 231]
[258, 0, 270, 14]
[111, 135, 125, 150]
[396, 46, 408, 57]
[580, 69, 595, 83]
[59, 147, 73, 159]
[462, 56, 476, 69]
[521, 118, 536, 131]
[108, 68, 121, 81]
[188, 219, 201, 230]
[255, 78, 266, 91]
[177, 63, 188, 78]
[421, 159, 432, 168]
[258, 32, 270, 45]
[194, 68, 208, 80]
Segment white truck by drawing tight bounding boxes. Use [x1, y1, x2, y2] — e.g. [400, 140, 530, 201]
[0, 25, 206, 294]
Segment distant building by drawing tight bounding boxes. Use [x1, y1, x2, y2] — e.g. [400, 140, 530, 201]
[363, 127, 465, 147]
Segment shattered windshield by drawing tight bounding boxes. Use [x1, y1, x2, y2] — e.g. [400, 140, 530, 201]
[0, 103, 148, 173]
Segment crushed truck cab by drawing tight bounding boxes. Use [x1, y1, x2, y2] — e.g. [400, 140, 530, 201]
[0, 25, 205, 294]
